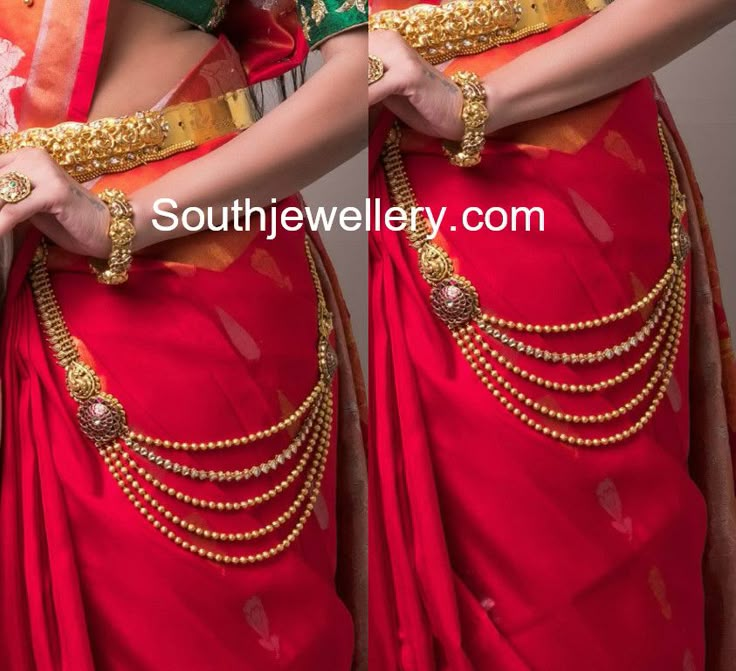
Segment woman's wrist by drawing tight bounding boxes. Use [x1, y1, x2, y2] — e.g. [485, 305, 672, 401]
[482, 77, 509, 135]
[128, 193, 161, 252]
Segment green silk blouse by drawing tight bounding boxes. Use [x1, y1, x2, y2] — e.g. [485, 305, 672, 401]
[141, 0, 366, 48]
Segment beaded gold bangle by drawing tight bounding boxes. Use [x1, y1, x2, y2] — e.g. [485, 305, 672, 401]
[93, 188, 136, 285]
[443, 71, 489, 168]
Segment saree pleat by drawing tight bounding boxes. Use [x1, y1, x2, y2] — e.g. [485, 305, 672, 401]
[369, 13, 734, 670]
[311, 237, 370, 671]
[659, 116, 736, 668]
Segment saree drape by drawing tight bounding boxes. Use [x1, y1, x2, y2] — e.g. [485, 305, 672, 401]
[369, 14, 736, 671]
[0, 2, 368, 670]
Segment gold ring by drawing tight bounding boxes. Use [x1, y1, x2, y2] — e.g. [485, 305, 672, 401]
[369, 55, 385, 85]
[0, 171, 33, 204]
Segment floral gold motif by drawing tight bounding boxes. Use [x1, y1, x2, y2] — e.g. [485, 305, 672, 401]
[300, 6, 313, 40]
[463, 100, 490, 128]
[444, 71, 488, 168]
[78, 394, 127, 446]
[66, 362, 101, 401]
[369, 55, 385, 85]
[419, 243, 453, 284]
[206, 0, 230, 30]
[430, 275, 480, 327]
[337, 0, 367, 13]
[0, 170, 32, 203]
[0, 91, 254, 184]
[370, 0, 543, 65]
[0, 113, 169, 183]
[93, 189, 136, 285]
[311, 0, 328, 24]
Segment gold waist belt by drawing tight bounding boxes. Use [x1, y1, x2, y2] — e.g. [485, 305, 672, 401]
[370, 0, 613, 64]
[0, 88, 255, 183]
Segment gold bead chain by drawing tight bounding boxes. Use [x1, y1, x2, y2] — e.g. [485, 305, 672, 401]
[464, 280, 679, 394]
[476, 283, 672, 364]
[380, 118, 690, 447]
[123, 393, 326, 483]
[127, 380, 326, 451]
[102, 398, 332, 545]
[478, 262, 677, 333]
[459, 275, 685, 427]
[101, 436, 330, 565]
[117, 405, 326, 512]
[29, 237, 338, 564]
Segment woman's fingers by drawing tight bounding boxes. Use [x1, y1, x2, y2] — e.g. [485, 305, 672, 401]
[368, 30, 422, 106]
[0, 191, 45, 237]
[368, 30, 464, 140]
[0, 148, 103, 256]
[0, 151, 20, 170]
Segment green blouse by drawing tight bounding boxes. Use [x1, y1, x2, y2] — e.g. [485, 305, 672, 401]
[296, 0, 367, 47]
[140, 0, 366, 48]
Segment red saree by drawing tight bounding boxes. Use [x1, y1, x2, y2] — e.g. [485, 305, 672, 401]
[0, 2, 367, 670]
[369, 14, 736, 671]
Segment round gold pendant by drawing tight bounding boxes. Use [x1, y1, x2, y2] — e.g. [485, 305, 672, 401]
[430, 275, 479, 328]
[78, 393, 127, 446]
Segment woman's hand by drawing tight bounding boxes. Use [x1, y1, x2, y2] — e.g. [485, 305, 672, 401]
[0, 148, 111, 258]
[368, 30, 464, 140]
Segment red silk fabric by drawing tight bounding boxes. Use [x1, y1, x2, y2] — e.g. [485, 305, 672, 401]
[369, 18, 710, 671]
[221, 0, 308, 85]
[0, 11, 352, 671]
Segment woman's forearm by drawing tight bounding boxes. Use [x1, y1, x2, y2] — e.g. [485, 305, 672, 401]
[484, 0, 736, 132]
[130, 29, 367, 250]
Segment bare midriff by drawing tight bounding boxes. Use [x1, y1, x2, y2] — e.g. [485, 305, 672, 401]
[11, 1, 219, 250]
[89, 0, 219, 119]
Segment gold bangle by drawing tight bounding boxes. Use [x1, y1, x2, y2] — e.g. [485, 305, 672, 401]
[92, 188, 136, 285]
[369, 55, 385, 85]
[443, 71, 489, 168]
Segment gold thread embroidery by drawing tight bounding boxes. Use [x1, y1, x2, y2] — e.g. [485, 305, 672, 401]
[300, 5, 313, 40]
[206, 0, 230, 30]
[311, 0, 328, 24]
[337, 0, 367, 13]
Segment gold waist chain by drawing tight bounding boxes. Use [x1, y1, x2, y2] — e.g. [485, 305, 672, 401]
[29, 238, 338, 564]
[381, 119, 690, 448]
[0, 89, 255, 183]
[369, 0, 613, 66]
